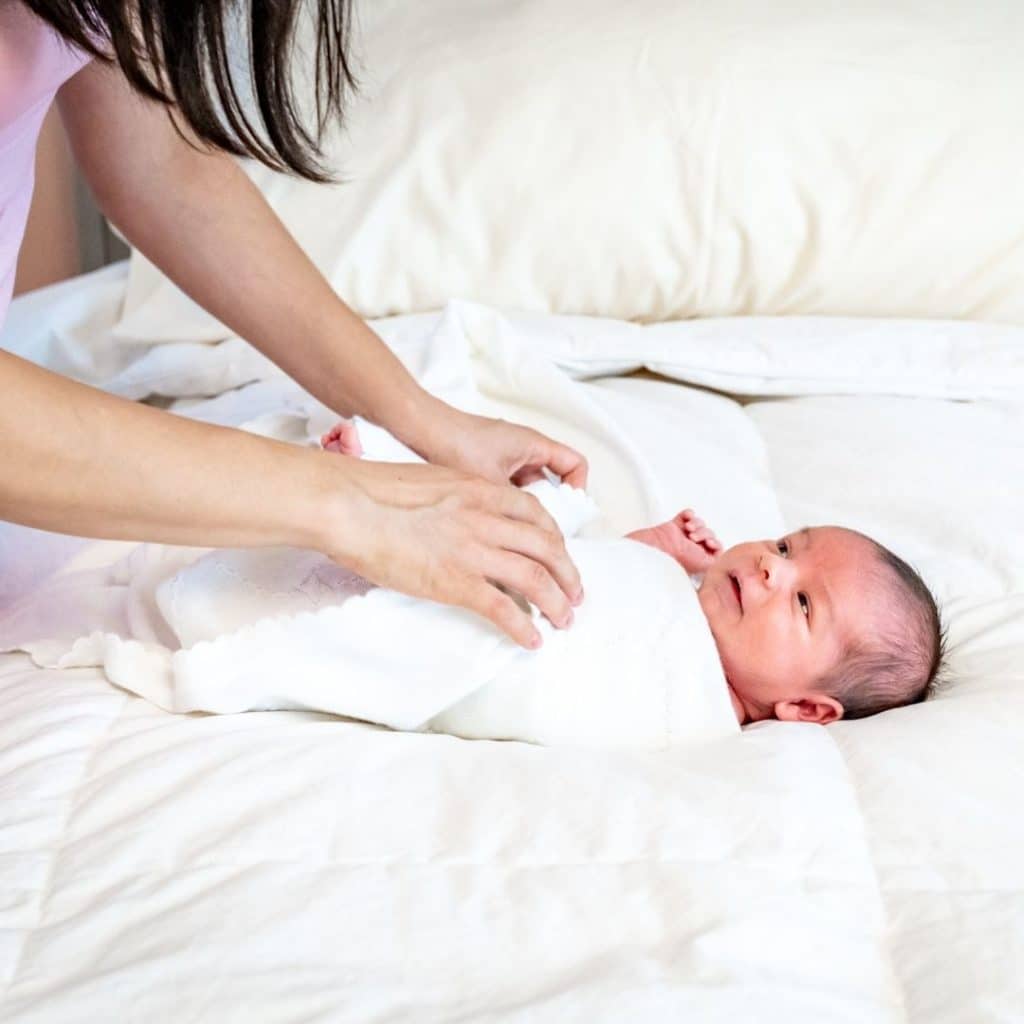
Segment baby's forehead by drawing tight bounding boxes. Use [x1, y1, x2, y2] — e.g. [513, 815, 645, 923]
[803, 525, 875, 565]
[804, 525, 904, 628]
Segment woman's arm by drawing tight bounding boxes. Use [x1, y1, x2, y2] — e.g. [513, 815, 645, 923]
[56, 60, 586, 489]
[0, 348, 327, 550]
[57, 60, 433, 439]
[0, 349, 579, 647]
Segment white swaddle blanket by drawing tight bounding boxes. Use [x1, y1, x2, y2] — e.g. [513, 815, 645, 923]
[1, 483, 737, 749]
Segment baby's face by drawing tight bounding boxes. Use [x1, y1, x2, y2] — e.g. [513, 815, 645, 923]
[698, 526, 883, 723]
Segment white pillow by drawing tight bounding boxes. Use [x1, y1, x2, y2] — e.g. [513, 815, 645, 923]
[448, 304, 1024, 401]
[116, 0, 1024, 338]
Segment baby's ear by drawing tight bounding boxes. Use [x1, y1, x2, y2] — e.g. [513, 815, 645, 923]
[774, 696, 844, 725]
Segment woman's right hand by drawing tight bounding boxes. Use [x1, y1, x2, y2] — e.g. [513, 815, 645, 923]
[320, 459, 583, 649]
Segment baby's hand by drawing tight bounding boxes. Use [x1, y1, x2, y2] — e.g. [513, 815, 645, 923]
[676, 509, 721, 563]
[321, 420, 363, 458]
[626, 508, 722, 574]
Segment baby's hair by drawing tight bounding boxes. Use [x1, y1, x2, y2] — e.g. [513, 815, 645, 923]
[817, 530, 945, 720]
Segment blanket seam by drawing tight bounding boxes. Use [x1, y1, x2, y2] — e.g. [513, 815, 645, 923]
[0, 694, 129, 1004]
[828, 731, 912, 1024]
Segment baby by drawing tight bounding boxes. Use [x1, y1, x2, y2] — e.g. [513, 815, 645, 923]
[327, 420, 945, 728]
[625, 510, 944, 724]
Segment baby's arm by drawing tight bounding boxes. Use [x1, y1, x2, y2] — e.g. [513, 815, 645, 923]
[627, 509, 721, 574]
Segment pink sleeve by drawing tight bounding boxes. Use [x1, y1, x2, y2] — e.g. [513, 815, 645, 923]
[0, 4, 92, 324]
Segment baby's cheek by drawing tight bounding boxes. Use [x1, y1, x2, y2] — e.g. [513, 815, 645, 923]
[731, 618, 796, 697]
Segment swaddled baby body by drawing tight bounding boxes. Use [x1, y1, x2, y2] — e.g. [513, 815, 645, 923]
[158, 527, 736, 749]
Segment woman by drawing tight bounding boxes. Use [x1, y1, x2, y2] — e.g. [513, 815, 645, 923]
[0, 1, 587, 649]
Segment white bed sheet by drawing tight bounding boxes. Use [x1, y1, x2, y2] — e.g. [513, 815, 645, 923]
[1, 274, 1022, 1022]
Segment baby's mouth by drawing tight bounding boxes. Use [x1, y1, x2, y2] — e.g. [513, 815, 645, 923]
[729, 572, 743, 611]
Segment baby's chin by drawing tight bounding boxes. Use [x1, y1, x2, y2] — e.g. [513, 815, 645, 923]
[725, 678, 748, 724]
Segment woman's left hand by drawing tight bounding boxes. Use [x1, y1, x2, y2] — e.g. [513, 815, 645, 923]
[418, 409, 589, 490]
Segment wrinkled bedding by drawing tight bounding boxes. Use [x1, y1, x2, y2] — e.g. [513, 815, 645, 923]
[1, 270, 1022, 1022]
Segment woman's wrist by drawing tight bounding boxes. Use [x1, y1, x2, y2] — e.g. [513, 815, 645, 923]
[381, 389, 467, 465]
[284, 400, 463, 569]
[292, 447, 365, 565]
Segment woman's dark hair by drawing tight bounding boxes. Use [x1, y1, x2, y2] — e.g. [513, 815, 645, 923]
[26, 1, 357, 182]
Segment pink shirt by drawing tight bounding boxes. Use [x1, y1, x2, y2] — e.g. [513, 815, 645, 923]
[0, 3, 91, 326]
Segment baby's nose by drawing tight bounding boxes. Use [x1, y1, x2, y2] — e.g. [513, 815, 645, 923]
[758, 552, 788, 587]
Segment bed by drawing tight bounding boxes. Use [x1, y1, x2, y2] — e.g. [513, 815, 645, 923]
[2, 2, 1023, 1021]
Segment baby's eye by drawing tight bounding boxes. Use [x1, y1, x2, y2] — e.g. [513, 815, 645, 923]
[777, 539, 790, 557]
[798, 592, 810, 618]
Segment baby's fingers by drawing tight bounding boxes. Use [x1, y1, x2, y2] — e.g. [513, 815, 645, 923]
[688, 524, 721, 551]
[321, 421, 364, 458]
[677, 510, 722, 557]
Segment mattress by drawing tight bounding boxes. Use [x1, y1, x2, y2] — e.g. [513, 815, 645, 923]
[1, 269, 1022, 1022]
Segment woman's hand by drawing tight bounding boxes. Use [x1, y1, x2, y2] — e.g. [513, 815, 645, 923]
[324, 408, 588, 490]
[411, 407, 589, 490]
[318, 416, 586, 647]
[321, 459, 584, 649]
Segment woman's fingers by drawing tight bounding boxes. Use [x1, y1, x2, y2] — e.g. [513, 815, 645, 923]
[422, 412, 588, 492]
[463, 581, 543, 650]
[543, 440, 589, 488]
[510, 466, 547, 486]
[335, 460, 584, 648]
[507, 433, 589, 490]
[489, 497, 585, 598]
[482, 544, 576, 629]
[492, 481, 564, 538]
[489, 517, 583, 607]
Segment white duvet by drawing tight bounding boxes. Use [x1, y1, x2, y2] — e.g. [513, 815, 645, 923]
[1, 273, 1022, 1022]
